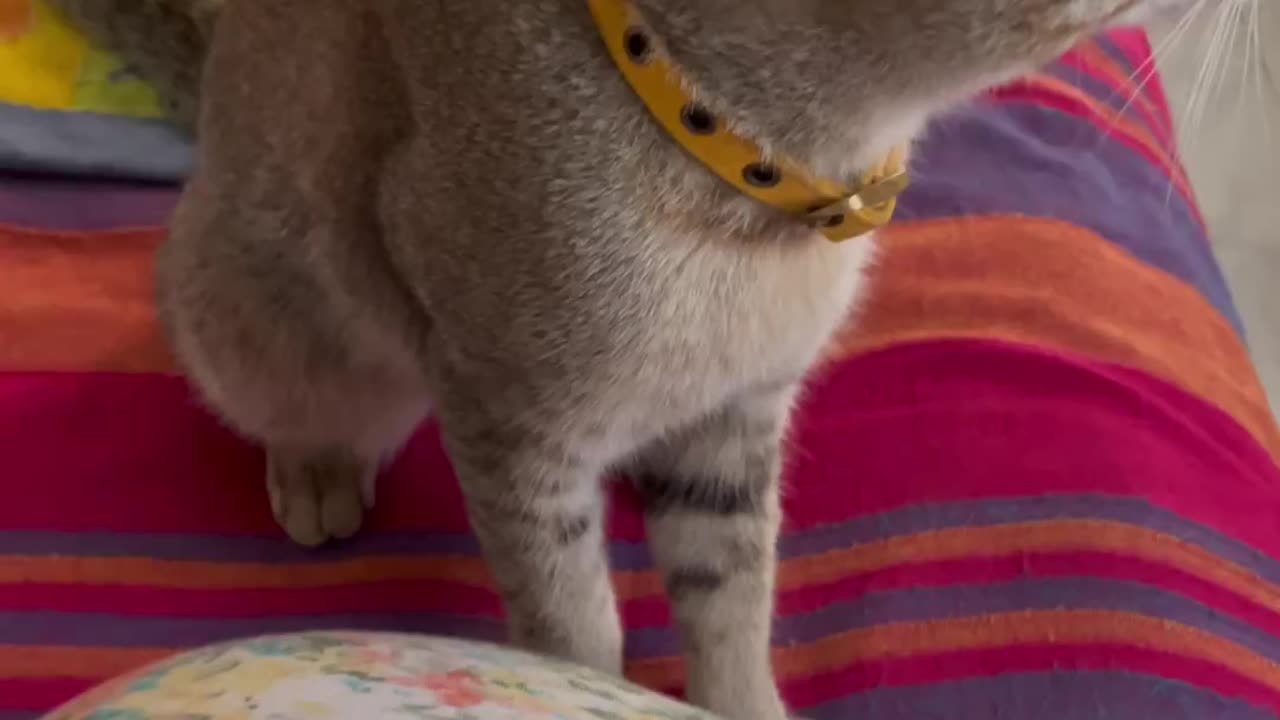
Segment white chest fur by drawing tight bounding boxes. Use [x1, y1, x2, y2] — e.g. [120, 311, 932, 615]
[580, 230, 877, 459]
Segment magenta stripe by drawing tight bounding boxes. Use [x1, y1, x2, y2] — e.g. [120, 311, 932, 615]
[4, 366, 1280, 582]
[785, 339, 1280, 550]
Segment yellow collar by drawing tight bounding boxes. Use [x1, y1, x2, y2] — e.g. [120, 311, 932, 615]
[587, 0, 909, 242]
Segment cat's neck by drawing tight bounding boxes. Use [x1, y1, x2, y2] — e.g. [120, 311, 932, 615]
[630, 0, 924, 181]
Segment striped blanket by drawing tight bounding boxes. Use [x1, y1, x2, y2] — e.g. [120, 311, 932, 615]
[3, 29, 1279, 719]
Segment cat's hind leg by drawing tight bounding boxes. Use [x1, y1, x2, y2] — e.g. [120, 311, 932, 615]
[158, 199, 429, 547]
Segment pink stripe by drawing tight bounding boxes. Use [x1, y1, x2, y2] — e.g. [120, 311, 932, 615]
[2, 339, 1278, 556]
[781, 645, 1280, 712]
[777, 340, 1280, 552]
[1132, 36, 1176, 129]
[0, 372, 470, 535]
[1108, 29, 1168, 110]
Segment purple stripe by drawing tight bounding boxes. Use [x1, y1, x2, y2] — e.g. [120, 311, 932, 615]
[0, 529, 657, 572]
[807, 671, 1276, 720]
[4, 494, 1279, 584]
[900, 101, 1242, 333]
[778, 495, 1280, 589]
[0, 530, 489, 565]
[0, 173, 177, 231]
[4, 576, 1277, 664]
[767, 577, 1280, 663]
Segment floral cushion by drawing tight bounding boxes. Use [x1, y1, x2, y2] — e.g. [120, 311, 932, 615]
[44, 632, 716, 719]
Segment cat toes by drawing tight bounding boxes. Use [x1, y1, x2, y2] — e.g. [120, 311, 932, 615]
[267, 448, 373, 547]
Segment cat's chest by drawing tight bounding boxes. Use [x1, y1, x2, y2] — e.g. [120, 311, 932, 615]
[616, 232, 876, 412]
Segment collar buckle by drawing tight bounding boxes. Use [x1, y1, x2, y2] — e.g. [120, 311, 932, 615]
[805, 170, 910, 241]
[590, 0, 911, 242]
[807, 170, 911, 220]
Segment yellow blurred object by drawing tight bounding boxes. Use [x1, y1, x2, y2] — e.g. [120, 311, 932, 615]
[0, 0, 167, 118]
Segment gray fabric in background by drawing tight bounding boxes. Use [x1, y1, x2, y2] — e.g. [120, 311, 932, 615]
[0, 103, 192, 182]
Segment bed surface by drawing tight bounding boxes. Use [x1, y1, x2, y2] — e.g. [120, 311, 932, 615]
[2, 23, 1279, 720]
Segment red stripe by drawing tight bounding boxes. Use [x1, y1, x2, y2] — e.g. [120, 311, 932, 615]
[0, 678, 95, 712]
[779, 644, 1280, 712]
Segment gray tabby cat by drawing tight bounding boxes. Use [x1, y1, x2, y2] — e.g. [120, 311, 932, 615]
[52, 1, 1179, 717]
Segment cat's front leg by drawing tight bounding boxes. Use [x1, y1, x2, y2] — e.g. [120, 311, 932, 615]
[435, 385, 623, 676]
[634, 383, 795, 720]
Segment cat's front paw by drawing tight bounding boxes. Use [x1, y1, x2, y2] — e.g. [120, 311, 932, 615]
[266, 448, 375, 547]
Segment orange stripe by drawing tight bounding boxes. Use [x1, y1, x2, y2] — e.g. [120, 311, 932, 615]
[10, 219, 1254, 449]
[3, 521, 1279, 616]
[830, 216, 1280, 460]
[780, 520, 1280, 620]
[0, 224, 174, 373]
[1020, 73, 1194, 200]
[629, 610, 1280, 690]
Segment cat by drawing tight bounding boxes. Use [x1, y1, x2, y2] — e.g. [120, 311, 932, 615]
[51, 1, 1182, 717]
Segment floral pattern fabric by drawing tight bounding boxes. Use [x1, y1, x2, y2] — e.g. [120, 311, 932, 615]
[46, 632, 717, 720]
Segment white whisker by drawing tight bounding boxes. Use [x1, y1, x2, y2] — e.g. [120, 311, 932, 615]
[1122, 0, 1205, 110]
[1094, 0, 1205, 153]
[1184, 0, 1230, 142]
[1250, 0, 1273, 142]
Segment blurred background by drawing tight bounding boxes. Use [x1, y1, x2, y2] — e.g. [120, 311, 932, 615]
[1154, 0, 1280, 409]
